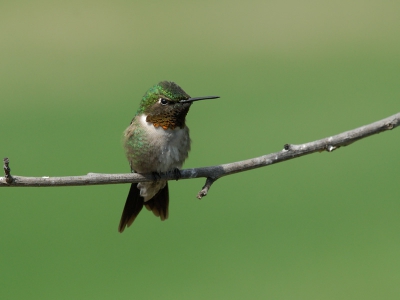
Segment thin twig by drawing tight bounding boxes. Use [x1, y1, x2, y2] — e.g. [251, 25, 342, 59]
[1, 112, 399, 198]
[197, 177, 216, 199]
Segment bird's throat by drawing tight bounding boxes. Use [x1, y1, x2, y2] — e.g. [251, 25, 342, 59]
[146, 105, 190, 130]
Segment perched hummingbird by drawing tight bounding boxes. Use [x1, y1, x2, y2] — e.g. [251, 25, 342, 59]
[118, 81, 219, 232]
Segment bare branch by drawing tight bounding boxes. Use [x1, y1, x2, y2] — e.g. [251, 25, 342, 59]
[1, 112, 399, 198]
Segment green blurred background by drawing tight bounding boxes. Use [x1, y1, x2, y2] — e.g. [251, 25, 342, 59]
[1, 1, 399, 299]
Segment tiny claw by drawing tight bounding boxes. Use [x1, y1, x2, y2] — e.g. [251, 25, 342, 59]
[172, 168, 181, 181]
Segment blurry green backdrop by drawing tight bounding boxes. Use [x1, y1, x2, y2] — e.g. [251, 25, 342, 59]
[1, 1, 399, 299]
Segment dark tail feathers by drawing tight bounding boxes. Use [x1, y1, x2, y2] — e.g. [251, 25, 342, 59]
[118, 183, 169, 233]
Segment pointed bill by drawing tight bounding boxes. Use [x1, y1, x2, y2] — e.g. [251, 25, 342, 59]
[179, 96, 220, 103]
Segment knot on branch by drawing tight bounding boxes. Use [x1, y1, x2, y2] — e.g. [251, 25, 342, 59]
[3, 157, 13, 184]
[325, 145, 339, 152]
[386, 122, 395, 130]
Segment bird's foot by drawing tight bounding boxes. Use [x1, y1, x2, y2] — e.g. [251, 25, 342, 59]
[152, 172, 162, 181]
[172, 168, 181, 181]
[152, 169, 181, 181]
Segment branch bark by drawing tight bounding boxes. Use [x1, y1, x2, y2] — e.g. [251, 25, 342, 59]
[1, 112, 399, 198]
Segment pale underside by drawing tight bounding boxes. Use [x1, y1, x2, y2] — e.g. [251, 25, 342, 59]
[124, 114, 191, 201]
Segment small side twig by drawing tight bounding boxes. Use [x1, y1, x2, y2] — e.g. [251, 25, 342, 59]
[3, 157, 13, 184]
[197, 177, 217, 199]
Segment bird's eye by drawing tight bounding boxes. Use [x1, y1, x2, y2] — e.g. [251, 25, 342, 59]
[159, 98, 169, 105]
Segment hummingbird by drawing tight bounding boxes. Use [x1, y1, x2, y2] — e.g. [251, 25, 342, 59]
[118, 81, 219, 232]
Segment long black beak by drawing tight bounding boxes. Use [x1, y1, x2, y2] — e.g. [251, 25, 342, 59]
[179, 96, 220, 103]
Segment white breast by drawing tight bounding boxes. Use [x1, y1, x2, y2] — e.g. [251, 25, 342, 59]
[140, 114, 191, 173]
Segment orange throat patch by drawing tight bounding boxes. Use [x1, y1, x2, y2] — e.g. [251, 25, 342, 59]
[146, 115, 183, 130]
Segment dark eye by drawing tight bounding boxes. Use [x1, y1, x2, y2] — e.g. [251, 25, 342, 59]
[159, 98, 169, 105]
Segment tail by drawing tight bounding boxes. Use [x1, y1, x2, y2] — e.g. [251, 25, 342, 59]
[144, 183, 169, 220]
[118, 183, 169, 233]
[118, 183, 143, 233]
